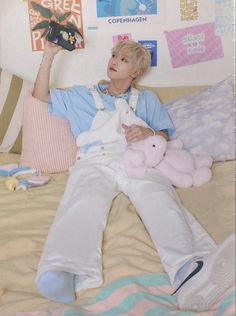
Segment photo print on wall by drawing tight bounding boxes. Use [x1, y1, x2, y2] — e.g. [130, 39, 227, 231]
[180, 0, 198, 21]
[112, 33, 132, 45]
[138, 40, 157, 67]
[214, 0, 233, 35]
[96, 0, 157, 17]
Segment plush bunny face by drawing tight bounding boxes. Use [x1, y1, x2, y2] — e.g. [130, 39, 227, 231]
[143, 136, 167, 167]
[130, 135, 168, 167]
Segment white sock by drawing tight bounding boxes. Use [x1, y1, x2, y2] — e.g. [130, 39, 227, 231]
[36, 271, 76, 303]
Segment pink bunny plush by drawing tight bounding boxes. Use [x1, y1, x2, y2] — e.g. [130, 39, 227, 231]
[123, 135, 213, 188]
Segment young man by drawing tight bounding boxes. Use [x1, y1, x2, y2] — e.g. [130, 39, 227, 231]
[34, 40, 235, 312]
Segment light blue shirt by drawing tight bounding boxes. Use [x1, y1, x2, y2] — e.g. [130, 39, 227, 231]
[49, 84, 175, 138]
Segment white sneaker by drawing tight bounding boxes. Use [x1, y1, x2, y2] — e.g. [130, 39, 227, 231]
[174, 234, 235, 312]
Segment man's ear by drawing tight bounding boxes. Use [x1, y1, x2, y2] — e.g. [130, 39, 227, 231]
[132, 68, 143, 79]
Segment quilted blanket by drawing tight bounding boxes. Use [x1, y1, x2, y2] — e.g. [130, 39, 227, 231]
[16, 274, 235, 316]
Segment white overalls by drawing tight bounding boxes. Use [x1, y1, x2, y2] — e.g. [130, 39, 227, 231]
[36, 87, 216, 291]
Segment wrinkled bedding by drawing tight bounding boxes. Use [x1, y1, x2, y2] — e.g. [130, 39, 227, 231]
[16, 275, 236, 316]
[0, 153, 235, 316]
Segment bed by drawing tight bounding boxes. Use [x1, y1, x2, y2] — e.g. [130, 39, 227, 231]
[0, 69, 235, 316]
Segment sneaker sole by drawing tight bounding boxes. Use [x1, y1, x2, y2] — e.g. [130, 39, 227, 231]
[177, 235, 235, 312]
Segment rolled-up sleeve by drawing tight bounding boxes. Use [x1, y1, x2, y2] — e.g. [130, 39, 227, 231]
[47, 85, 98, 138]
[48, 88, 72, 119]
[136, 90, 175, 136]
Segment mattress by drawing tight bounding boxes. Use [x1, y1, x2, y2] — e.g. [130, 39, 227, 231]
[0, 152, 234, 316]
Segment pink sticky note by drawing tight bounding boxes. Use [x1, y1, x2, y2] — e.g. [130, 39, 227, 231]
[165, 22, 224, 68]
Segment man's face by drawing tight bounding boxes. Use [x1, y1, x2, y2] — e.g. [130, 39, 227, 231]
[107, 50, 137, 81]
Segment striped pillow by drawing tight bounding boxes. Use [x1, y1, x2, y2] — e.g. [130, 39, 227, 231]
[0, 68, 34, 153]
[20, 93, 77, 173]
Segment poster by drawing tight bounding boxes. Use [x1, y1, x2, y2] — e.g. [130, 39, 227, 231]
[180, 0, 198, 21]
[165, 22, 224, 68]
[87, 0, 165, 27]
[138, 40, 157, 66]
[97, 0, 157, 17]
[27, 0, 84, 51]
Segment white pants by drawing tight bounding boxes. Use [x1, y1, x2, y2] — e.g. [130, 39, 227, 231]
[36, 154, 216, 291]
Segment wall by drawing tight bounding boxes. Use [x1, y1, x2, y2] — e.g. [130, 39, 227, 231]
[0, 0, 234, 87]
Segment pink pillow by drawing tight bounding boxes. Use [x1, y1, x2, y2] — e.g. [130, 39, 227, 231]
[20, 93, 77, 173]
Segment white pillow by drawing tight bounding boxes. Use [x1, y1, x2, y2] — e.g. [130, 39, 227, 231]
[165, 77, 235, 161]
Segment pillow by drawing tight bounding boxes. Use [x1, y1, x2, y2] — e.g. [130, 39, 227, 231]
[0, 68, 34, 153]
[20, 93, 77, 173]
[165, 77, 235, 161]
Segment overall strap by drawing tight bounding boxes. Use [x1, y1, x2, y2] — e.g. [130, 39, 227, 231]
[88, 85, 105, 110]
[128, 87, 140, 112]
[88, 85, 140, 111]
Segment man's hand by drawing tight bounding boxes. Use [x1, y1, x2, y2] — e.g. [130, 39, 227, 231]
[43, 41, 63, 60]
[122, 124, 153, 143]
[122, 124, 169, 143]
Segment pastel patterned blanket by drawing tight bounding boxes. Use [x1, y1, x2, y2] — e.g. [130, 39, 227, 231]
[17, 274, 235, 316]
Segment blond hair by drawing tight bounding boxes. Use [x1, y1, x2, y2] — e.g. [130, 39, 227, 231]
[112, 40, 151, 79]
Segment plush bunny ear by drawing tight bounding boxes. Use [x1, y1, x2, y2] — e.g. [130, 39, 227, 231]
[123, 149, 147, 178]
